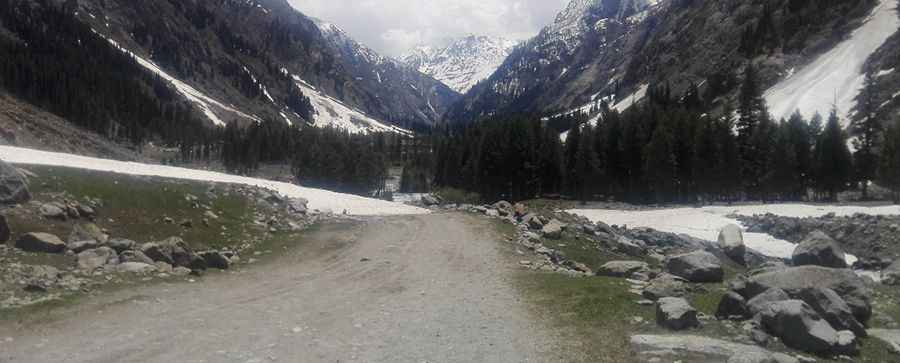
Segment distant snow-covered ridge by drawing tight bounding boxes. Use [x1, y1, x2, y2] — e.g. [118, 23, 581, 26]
[0, 146, 427, 216]
[765, 0, 900, 123]
[403, 35, 518, 93]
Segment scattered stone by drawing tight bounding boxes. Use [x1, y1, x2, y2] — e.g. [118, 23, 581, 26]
[597, 261, 650, 278]
[630, 335, 798, 362]
[656, 297, 700, 330]
[77, 247, 118, 271]
[203, 211, 220, 220]
[199, 251, 230, 270]
[421, 195, 441, 206]
[792, 231, 848, 269]
[541, 219, 565, 239]
[15, 232, 66, 253]
[107, 238, 137, 253]
[67, 240, 100, 254]
[119, 250, 155, 265]
[141, 242, 174, 265]
[719, 224, 746, 263]
[172, 267, 192, 276]
[665, 250, 724, 283]
[643, 273, 689, 300]
[68, 223, 109, 244]
[287, 198, 309, 214]
[883, 260, 900, 286]
[0, 159, 31, 204]
[76, 204, 96, 218]
[40, 203, 67, 220]
[716, 291, 749, 320]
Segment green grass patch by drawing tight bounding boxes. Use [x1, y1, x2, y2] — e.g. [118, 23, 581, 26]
[541, 235, 656, 272]
[517, 273, 651, 363]
[10, 165, 257, 250]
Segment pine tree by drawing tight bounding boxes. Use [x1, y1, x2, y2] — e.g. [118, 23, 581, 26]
[573, 126, 599, 203]
[815, 108, 853, 201]
[737, 63, 769, 198]
[644, 120, 677, 203]
[879, 123, 900, 202]
[852, 73, 883, 200]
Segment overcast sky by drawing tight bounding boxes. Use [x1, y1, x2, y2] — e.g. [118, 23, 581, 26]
[287, 0, 570, 57]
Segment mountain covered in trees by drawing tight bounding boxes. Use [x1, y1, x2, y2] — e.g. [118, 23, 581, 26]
[0, 0, 459, 142]
[444, 0, 899, 126]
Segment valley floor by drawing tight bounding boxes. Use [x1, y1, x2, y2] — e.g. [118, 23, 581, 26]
[0, 214, 561, 363]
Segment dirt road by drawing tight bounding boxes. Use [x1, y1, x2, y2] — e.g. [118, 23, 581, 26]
[0, 213, 558, 362]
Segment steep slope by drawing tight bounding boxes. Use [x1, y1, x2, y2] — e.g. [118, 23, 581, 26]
[446, 0, 894, 125]
[403, 35, 518, 94]
[2, 0, 458, 137]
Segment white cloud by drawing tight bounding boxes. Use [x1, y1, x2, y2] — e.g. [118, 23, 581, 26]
[287, 0, 570, 57]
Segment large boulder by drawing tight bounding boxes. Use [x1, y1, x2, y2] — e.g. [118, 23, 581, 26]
[0, 160, 30, 204]
[747, 288, 791, 316]
[643, 273, 689, 300]
[67, 240, 100, 254]
[77, 247, 118, 271]
[15, 232, 66, 253]
[541, 219, 565, 240]
[656, 297, 700, 330]
[68, 223, 109, 244]
[141, 242, 174, 265]
[596, 261, 650, 278]
[630, 335, 799, 363]
[287, 197, 309, 214]
[718, 224, 746, 263]
[107, 238, 137, 253]
[665, 250, 724, 283]
[792, 231, 847, 268]
[759, 300, 857, 356]
[796, 288, 867, 338]
[743, 266, 872, 324]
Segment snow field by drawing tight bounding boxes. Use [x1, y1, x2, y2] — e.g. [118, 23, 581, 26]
[1, 146, 428, 216]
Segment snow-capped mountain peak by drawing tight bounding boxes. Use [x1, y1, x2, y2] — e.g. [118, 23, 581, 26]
[402, 35, 518, 93]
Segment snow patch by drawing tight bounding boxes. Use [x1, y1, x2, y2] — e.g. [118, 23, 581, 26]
[0, 146, 426, 216]
[291, 75, 413, 136]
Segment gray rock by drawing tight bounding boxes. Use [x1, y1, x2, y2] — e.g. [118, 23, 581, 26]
[172, 266, 192, 276]
[68, 223, 109, 244]
[107, 238, 137, 253]
[0, 160, 31, 204]
[421, 195, 441, 206]
[116, 262, 156, 274]
[613, 235, 647, 256]
[643, 273, 688, 300]
[656, 297, 700, 330]
[119, 250, 155, 264]
[492, 201, 512, 214]
[200, 251, 230, 270]
[630, 334, 798, 363]
[146, 237, 197, 268]
[15, 232, 66, 253]
[541, 219, 564, 239]
[141, 242, 174, 265]
[792, 230, 848, 268]
[796, 288, 867, 338]
[747, 288, 791, 316]
[77, 247, 118, 271]
[716, 291, 749, 320]
[597, 261, 650, 278]
[75, 204, 96, 218]
[523, 214, 544, 230]
[485, 209, 500, 217]
[40, 203, 67, 220]
[759, 300, 851, 356]
[287, 197, 309, 214]
[67, 240, 100, 254]
[719, 224, 746, 263]
[835, 330, 859, 356]
[744, 266, 872, 324]
[665, 250, 724, 283]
